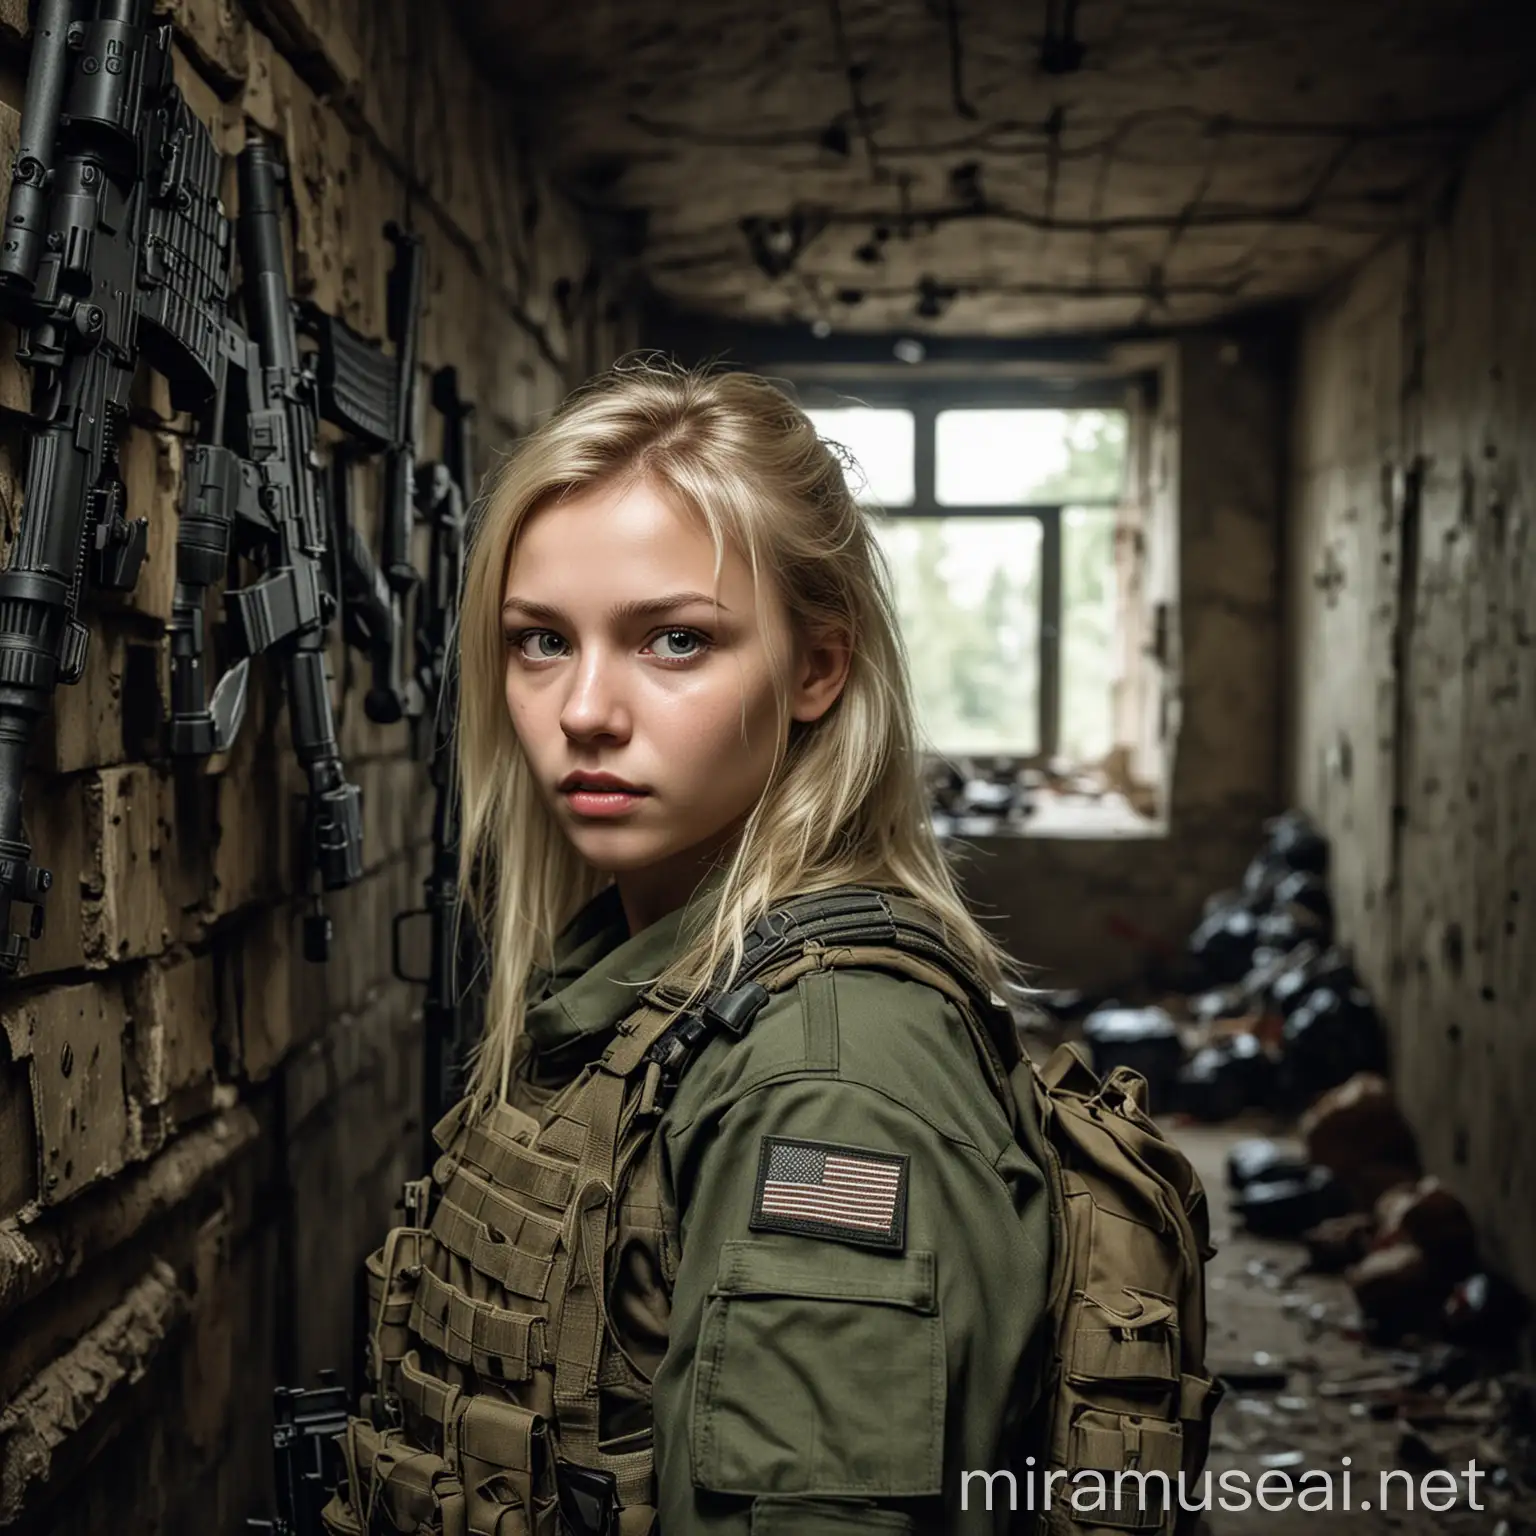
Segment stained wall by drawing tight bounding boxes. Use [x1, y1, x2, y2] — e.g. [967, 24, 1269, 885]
[1286, 90, 1536, 1295]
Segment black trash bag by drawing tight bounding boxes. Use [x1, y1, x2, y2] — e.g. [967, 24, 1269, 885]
[1201, 886, 1250, 921]
[1241, 849, 1287, 905]
[1082, 1007, 1183, 1114]
[1232, 1165, 1348, 1239]
[1241, 945, 1297, 1005]
[1281, 985, 1387, 1097]
[1178, 1032, 1277, 1122]
[1266, 809, 1330, 877]
[1226, 1137, 1313, 1193]
[1188, 905, 1262, 987]
[1273, 869, 1334, 934]
[1191, 985, 1248, 1024]
[1269, 943, 1357, 1017]
[1256, 907, 1310, 952]
[1443, 1272, 1532, 1348]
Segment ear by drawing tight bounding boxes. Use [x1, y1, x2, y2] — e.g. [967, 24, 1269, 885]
[789, 625, 852, 724]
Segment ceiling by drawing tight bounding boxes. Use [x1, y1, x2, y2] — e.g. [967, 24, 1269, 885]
[454, 0, 1536, 337]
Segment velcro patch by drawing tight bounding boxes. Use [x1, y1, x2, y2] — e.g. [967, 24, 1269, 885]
[748, 1136, 908, 1251]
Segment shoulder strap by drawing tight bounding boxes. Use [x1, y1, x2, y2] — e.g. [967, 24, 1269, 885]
[637, 884, 1022, 1113]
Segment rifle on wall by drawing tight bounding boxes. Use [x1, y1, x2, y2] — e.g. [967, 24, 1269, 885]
[393, 365, 482, 1160]
[219, 131, 365, 961]
[297, 222, 425, 730]
[169, 150, 430, 954]
[0, 0, 241, 974]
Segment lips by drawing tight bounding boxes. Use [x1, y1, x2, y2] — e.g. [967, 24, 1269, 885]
[557, 771, 649, 795]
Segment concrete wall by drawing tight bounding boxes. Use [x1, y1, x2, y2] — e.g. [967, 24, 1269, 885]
[1287, 91, 1536, 1297]
[0, 3, 631, 1529]
[955, 329, 1288, 991]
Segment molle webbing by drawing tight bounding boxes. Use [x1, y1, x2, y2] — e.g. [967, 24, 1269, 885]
[429, 1182, 560, 1299]
[409, 1266, 547, 1381]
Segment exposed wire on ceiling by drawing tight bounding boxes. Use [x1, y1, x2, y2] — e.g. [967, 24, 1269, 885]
[622, 105, 1483, 161]
[712, 153, 1410, 247]
[944, 0, 979, 121]
[843, 271, 1258, 304]
[543, 6, 1508, 332]
[1134, 113, 1230, 322]
[826, 0, 886, 182]
[1040, 0, 1085, 75]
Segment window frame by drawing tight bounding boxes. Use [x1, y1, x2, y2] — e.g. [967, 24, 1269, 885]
[794, 378, 1133, 765]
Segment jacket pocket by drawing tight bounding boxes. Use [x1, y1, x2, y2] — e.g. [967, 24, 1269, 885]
[690, 1240, 944, 1499]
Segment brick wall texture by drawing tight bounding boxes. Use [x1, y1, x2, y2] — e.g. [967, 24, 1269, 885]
[0, 2, 632, 1529]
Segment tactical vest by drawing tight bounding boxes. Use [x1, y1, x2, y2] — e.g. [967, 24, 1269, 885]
[320, 884, 1219, 1536]
[320, 886, 1018, 1536]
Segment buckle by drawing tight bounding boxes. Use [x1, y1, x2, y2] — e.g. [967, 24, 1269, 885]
[741, 908, 793, 970]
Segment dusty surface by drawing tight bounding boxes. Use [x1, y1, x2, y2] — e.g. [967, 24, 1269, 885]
[1183, 1120, 1534, 1536]
[1286, 84, 1536, 1306]
[454, 0, 1536, 335]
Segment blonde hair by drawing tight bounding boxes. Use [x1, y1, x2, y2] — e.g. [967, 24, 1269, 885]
[456, 355, 1021, 1108]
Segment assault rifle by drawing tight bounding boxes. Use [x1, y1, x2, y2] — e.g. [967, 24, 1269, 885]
[246, 1372, 350, 1536]
[297, 220, 425, 728]
[171, 136, 437, 960]
[0, 0, 238, 973]
[392, 365, 482, 1159]
[223, 132, 364, 959]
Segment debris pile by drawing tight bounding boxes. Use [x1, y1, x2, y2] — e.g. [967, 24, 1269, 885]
[1033, 809, 1387, 1118]
[925, 746, 1159, 837]
[1023, 807, 1531, 1358]
[926, 758, 1034, 836]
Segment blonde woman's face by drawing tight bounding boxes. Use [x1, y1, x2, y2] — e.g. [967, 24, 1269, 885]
[501, 477, 846, 928]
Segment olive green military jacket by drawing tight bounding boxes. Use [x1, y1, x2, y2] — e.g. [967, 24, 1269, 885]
[521, 881, 1051, 1535]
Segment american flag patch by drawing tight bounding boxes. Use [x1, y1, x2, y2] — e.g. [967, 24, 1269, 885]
[749, 1136, 908, 1250]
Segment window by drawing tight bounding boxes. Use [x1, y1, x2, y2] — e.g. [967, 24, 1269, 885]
[805, 395, 1130, 765]
[803, 407, 915, 506]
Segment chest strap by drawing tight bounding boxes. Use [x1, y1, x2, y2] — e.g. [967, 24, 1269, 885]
[630, 884, 1019, 1113]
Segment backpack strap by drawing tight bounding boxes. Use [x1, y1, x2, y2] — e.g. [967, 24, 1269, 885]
[635, 884, 1022, 1118]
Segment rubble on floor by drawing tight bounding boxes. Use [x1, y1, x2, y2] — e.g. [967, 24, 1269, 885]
[1021, 807, 1530, 1356]
[924, 746, 1159, 837]
[1186, 1124, 1536, 1535]
[1017, 808, 1533, 1529]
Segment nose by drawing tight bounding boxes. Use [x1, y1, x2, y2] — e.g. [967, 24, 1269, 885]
[559, 644, 632, 744]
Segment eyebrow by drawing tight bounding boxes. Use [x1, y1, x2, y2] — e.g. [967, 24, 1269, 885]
[500, 591, 730, 625]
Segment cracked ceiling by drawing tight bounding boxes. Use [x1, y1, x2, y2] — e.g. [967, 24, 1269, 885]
[452, 0, 1536, 336]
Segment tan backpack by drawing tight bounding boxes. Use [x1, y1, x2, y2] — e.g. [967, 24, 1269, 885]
[1006, 1043, 1222, 1534]
[663, 886, 1222, 1535]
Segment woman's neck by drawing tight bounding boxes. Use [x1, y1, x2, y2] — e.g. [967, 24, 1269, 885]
[613, 828, 739, 936]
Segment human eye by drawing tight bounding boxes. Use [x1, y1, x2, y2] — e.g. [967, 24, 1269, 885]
[506, 628, 569, 662]
[647, 627, 711, 663]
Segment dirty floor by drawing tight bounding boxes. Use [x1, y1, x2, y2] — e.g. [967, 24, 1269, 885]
[1180, 1120, 1533, 1536]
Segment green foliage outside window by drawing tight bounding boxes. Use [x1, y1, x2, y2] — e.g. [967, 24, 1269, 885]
[811, 405, 1128, 762]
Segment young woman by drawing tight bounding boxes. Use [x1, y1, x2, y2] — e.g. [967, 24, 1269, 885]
[327, 361, 1051, 1536]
